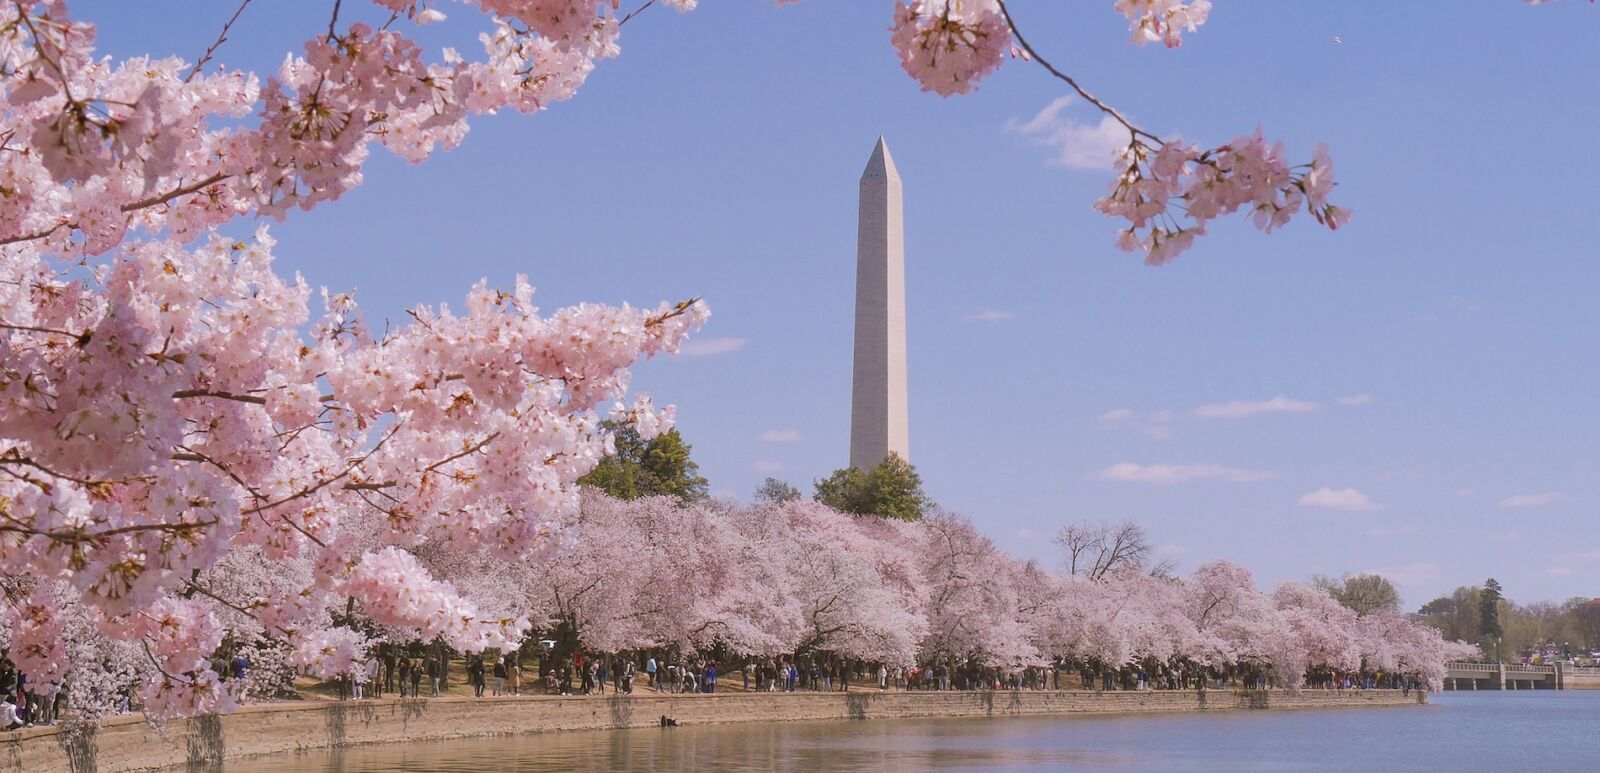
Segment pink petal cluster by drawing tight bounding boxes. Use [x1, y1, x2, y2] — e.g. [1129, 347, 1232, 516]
[1, 585, 71, 697]
[0, 0, 633, 252]
[1094, 131, 1349, 265]
[337, 546, 529, 651]
[889, 1, 1011, 97]
[1114, 0, 1212, 48]
[118, 597, 239, 718]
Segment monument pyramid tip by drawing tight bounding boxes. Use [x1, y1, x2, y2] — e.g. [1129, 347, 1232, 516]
[862, 135, 899, 180]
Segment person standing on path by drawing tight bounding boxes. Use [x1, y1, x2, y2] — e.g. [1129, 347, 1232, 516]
[507, 652, 521, 696]
[468, 656, 485, 698]
[426, 655, 442, 697]
[493, 658, 508, 696]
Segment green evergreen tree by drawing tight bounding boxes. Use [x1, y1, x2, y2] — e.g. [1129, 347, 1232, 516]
[1480, 577, 1505, 661]
[813, 452, 929, 521]
[579, 422, 709, 502]
[754, 477, 802, 504]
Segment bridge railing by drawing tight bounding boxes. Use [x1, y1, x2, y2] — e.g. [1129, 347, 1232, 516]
[1444, 662, 1556, 675]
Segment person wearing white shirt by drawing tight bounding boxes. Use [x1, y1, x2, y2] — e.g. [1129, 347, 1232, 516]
[0, 698, 22, 731]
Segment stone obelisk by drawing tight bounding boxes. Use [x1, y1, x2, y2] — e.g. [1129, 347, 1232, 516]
[849, 137, 909, 471]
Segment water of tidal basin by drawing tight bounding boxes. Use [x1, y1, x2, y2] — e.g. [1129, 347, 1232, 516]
[224, 691, 1600, 772]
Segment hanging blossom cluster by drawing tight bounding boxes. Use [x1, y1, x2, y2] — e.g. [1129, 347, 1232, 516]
[877, 0, 1346, 264]
[1113, 0, 1212, 48]
[1096, 132, 1349, 265]
[2, 0, 707, 716]
[445, 492, 1474, 692]
[888, 1, 1011, 97]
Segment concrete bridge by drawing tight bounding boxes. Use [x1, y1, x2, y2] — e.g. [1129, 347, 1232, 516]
[1442, 662, 1600, 690]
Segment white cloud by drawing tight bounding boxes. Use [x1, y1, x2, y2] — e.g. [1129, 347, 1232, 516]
[758, 428, 801, 444]
[1545, 567, 1572, 577]
[1298, 487, 1385, 511]
[1016, 528, 1037, 540]
[678, 337, 746, 356]
[963, 309, 1017, 323]
[1098, 408, 1174, 439]
[1005, 96, 1128, 171]
[1095, 462, 1275, 485]
[749, 460, 784, 472]
[1488, 531, 1521, 543]
[1454, 488, 1476, 497]
[1336, 394, 1374, 406]
[1193, 395, 1319, 419]
[1499, 492, 1568, 508]
[1578, 549, 1600, 562]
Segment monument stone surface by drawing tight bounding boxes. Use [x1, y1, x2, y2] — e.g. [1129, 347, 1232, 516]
[849, 137, 910, 471]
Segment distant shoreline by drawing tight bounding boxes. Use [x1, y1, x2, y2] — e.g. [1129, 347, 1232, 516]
[4, 688, 1423, 772]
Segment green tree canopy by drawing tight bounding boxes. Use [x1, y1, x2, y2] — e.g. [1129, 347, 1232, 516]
[813, 452, 930, 521]
[1480, 578, 1505, 640]
[579, 421, 708, 503]
[754, 477, 802, 504]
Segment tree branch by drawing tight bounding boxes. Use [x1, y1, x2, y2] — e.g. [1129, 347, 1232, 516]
[186, 0, 254, 84]
[995, 0, 1163, 145]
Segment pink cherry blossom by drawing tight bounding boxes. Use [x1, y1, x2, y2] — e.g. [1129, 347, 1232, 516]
[889, 1, 1011, 97]
[1114, 0, 1212, 48]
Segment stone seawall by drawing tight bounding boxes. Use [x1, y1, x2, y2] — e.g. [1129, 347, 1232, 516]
[3, 688, 1425, 773]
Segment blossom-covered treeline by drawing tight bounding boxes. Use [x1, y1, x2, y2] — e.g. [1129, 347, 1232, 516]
[9, 491, 1475, 719]
[530, 495, 1474, 692]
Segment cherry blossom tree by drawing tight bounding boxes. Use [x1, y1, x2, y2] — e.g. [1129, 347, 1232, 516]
[1273, 580, 1363, 688]
[2, 0, 707, 715]
[1184, 560, 1294, 676]
[741, 499, 926, 664]
[2, 0, 1496, 718]
[917, 511, 1040, 668]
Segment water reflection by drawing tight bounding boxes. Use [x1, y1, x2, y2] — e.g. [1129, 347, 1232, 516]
[222, 692, 1600, 773]
[229, 717, 1131, 773]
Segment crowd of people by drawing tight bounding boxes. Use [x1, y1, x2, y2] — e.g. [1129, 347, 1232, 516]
[0, 641, 1437, 732]
[306, 649, 1428, 704]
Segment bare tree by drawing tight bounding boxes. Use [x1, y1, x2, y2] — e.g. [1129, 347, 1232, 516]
[1314, 573, 1401, 616]
[1054, 519, 1160, 580]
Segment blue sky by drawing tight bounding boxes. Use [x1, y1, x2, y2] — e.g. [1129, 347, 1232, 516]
[82, 1, 1600, 607]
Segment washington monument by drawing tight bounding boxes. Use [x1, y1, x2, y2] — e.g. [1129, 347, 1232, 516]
[849, 137, 909, 471]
